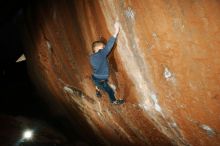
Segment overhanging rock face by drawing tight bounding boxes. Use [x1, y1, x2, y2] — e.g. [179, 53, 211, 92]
[23, 0, 220, 145]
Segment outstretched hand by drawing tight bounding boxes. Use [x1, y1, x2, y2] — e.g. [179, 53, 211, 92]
[113, 21, 120, 37]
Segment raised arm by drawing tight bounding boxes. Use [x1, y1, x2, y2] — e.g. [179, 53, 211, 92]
[101, 22, 120, 56]
[113, 22, 120, 38]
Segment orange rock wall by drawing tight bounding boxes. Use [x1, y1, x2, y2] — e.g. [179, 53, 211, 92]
[23, 0, 220, 145]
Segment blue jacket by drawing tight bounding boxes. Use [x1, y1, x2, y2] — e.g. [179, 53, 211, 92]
[90, 37, 116, 79]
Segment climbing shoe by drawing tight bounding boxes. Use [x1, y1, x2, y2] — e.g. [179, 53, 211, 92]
[112, 99, 125, 105]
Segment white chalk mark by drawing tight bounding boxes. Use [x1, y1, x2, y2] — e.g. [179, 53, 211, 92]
[151, 93, 163, 113]
[46, 41, 51, 49]
[171, 122, 178, 128]
[155, 104, 162, 112]
[200, 124, 216, 137]
[151, 93, 158, 103]
[63, 86, 73, 94]
[164, 67, 172, 79]
[125, 7, 135, 20]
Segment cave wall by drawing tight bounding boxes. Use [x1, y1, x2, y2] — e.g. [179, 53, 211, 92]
[23, 0, 220, 145]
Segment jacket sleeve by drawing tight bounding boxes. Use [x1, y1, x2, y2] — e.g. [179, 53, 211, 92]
[100, 36, 116, 56]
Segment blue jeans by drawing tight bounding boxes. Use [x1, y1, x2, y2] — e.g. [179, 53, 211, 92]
[92, 75, 116, 102]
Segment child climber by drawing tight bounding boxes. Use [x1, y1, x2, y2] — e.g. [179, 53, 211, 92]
[90, 22, 124, 105]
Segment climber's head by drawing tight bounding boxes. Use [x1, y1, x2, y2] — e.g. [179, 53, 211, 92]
[92, 41, 105, 53]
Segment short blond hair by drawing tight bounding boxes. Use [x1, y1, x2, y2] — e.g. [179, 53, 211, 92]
[92, 41, 104, 53]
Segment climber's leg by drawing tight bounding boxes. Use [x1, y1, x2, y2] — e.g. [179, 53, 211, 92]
[101, 81, 117, 102]
[92, 76, 124, 104]
[92, 76, 103, 98]
[92, 76, 116, 102]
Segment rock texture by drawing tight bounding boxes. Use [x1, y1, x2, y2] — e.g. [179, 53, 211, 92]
[23, 0, 220, 145]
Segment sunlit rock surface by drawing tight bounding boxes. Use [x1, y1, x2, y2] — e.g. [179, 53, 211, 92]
[23, 0, 220, 145]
